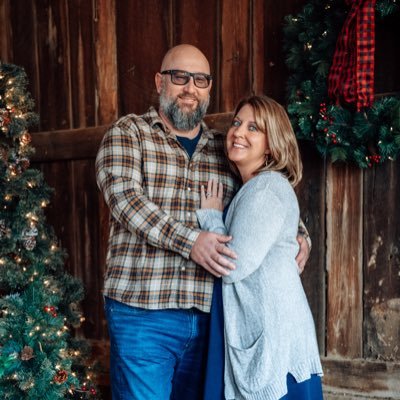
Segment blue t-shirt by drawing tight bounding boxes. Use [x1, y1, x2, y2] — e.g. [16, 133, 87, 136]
[176, 127, 202, 158]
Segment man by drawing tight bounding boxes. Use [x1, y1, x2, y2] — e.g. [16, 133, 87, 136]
[95, 44, 310, 400]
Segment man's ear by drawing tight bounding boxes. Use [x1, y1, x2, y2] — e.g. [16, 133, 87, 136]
[208, 79, 213, 93]
[155, 72, 162, 94]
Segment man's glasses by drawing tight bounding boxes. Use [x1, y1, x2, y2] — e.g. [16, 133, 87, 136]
[161, 70, 212, 89]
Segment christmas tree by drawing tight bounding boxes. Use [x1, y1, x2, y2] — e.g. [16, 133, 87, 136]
[0, 63, 99, 398]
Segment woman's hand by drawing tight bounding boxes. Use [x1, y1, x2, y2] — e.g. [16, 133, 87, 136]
[200, 179, 224, 211]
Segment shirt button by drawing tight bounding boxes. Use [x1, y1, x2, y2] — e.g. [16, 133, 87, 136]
[187, 212, 191, 218]
[187, 187, 191, 192]
[181, 267, 186, 271]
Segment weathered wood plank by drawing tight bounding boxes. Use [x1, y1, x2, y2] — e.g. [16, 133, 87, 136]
[8, 0, 38, 110]
[363, 161, 400, 361]
[326, 163, 363, 358]
[322, 357, 400, 399]
[92, 0, 118, 334]
[94, 0, 118, 125]
[30, 125, 108, 161]
[220, 0, 252, 111]
[38, 160, 74, 272]
[0, 0, 13, 62]
[67, 0, 96, 128]
[35, 0, 71, 130]
[296, 142, 327, 354]
[71, 160, 106, 340]
[116, 0, 169, 115]
[252, 0, 265, 94]
[30, 113, 235, 162]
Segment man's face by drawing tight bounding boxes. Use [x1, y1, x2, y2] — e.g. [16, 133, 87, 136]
[155, 47, 213, 132]
[159, 76, 210, 131]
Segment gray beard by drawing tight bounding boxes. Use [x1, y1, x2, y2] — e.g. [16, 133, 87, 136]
[159, 91, 210, 131]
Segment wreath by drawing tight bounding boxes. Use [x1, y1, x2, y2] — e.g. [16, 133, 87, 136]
[283, 0, 400, 168]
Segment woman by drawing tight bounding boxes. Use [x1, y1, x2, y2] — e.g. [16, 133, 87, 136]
[197, 95, 323, 400]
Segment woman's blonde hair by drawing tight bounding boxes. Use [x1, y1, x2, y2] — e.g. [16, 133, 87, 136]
[229, 95, 302, 187]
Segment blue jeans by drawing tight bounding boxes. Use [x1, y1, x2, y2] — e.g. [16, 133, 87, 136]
[104, 297, 210, 400]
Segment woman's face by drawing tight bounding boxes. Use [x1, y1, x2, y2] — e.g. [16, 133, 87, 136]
[226, 104, 270, 181]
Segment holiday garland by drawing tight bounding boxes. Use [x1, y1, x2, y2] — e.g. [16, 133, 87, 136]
[283, 0, 400, 168]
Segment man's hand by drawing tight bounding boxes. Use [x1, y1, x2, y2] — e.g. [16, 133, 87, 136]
[190, 231, 237, 277]
[295, 235, 310, 274]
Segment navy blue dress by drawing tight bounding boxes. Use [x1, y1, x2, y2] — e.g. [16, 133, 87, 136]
[203, 276, 324, 400]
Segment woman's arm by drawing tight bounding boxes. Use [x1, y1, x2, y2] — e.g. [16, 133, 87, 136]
[197, 177, 289, 283]
[221, 185, 286, 283]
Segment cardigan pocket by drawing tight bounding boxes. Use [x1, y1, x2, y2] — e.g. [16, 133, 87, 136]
[226, 330, 271, 393]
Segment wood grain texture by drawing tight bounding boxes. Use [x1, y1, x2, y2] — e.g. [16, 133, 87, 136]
[220, 0, 252, 110]
[30, 125, 108, 161]
[251, 0, 265, 94]
[35, 0, 71, 130]
[322, 357, 400, 399]
[67, 0, 96, 128]
[0, 0, 12, 62]
[116, 0, 169, 115]
[296, 141, 327, 354]
[94, 0, 118, 125]
[326, 163, 363, 358]
[363, 161, 400, 361]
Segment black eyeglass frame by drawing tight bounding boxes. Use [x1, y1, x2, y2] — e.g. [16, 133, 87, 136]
[161, 69, 212, 88]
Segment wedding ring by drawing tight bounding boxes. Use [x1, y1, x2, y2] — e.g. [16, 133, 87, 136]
[206, 192, 212, 198]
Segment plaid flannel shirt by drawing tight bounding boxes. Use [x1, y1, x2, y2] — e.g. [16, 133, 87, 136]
[95, 107, 238, 312]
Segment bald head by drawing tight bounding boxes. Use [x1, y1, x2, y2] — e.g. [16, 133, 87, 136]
[160, 44, 210, 75]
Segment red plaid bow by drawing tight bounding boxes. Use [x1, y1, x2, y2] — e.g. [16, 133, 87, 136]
[328, 0, 376, 111]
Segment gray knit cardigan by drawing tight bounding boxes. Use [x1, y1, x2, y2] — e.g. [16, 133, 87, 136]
[196, 171, 323, 400]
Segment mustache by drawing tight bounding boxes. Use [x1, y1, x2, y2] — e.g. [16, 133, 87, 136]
[178, 94, 198, 101]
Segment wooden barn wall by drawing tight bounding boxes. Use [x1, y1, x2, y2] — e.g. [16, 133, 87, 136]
[1, 0, 399, 398]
